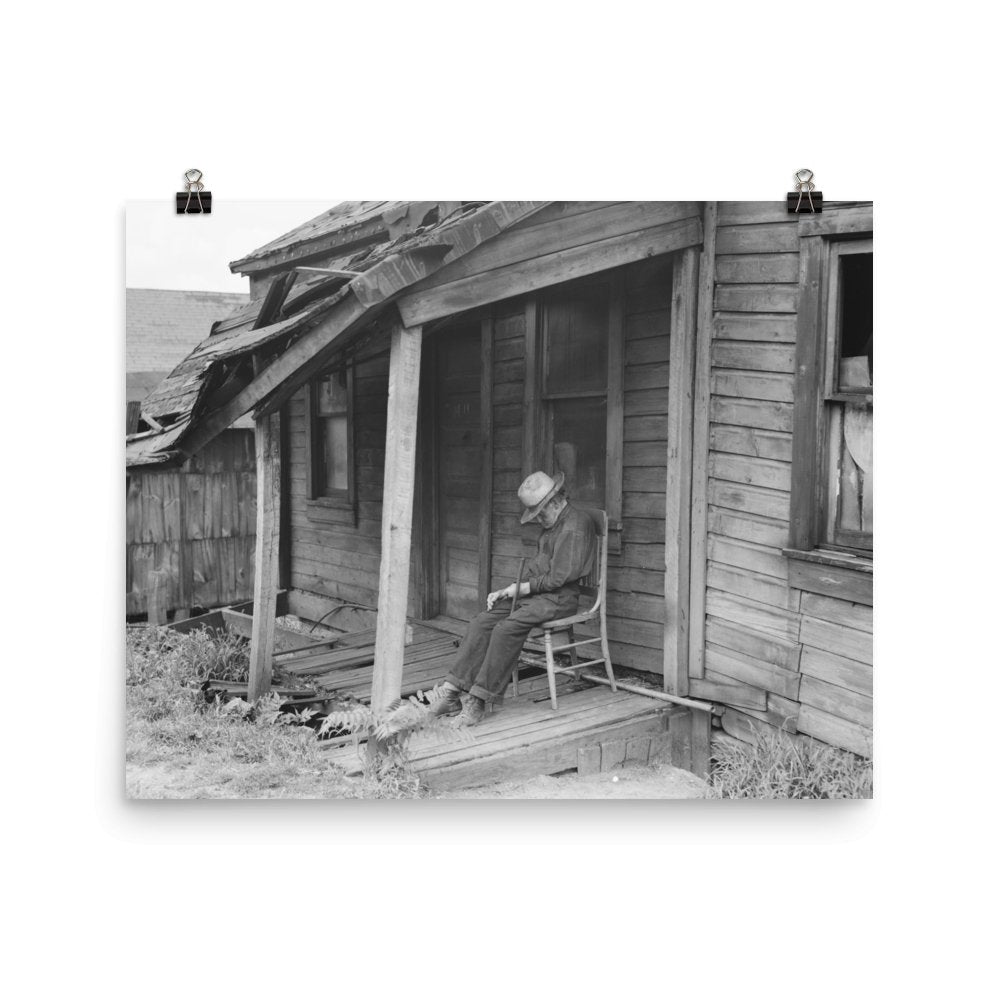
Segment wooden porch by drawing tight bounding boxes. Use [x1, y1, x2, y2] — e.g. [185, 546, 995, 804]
[228, 613, 687, 791]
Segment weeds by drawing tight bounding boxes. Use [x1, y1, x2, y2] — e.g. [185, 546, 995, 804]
[710, 728, 873, 799]
[125, 625, 428, 799]
[127, 625, 250, 687]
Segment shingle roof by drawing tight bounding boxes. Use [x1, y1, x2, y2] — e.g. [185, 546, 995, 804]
[126, 288, 250, 374]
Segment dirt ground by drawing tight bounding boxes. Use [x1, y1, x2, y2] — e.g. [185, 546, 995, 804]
[436, 757, 710, 799]
[126, 753, 710, 800]
[125, 757, 358, 799]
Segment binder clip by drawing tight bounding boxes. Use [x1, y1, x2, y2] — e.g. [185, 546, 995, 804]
[176, 169, 212, 214]
[787, 168, 823, 213]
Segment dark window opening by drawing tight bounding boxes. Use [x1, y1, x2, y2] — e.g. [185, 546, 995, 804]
[837, 252, 873, 390]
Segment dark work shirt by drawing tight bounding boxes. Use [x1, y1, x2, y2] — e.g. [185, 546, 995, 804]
[525, 503, 598, 595]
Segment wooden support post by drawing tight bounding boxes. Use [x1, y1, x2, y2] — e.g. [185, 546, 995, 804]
[688, 202, 718, 681]
[664, 246, 700, 697]
[478, 313, 495, 606]
[247, 410, 282, 702]
[371, 323, 424, 713]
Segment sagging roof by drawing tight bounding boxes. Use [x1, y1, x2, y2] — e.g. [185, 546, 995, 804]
[127, 201, 549, 468]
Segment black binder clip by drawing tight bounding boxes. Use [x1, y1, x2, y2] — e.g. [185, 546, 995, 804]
[176, 169, 212, 214]
[787, 168, 823, 213]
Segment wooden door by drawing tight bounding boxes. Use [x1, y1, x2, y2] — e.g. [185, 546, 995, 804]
[435, 328, 482, 620]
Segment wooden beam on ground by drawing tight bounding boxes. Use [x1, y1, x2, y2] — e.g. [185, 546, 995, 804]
[688, 202, 718, 681]
[371, 324, 424, 712]
[248, 411, 282, 701]
[664, 246, 701, 697]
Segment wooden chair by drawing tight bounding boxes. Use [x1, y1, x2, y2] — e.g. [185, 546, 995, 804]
[511, 507, 617, 710]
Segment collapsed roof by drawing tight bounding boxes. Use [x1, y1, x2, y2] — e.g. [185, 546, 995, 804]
[126, 201, 549, 469]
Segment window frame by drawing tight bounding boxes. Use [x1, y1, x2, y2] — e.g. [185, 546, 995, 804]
[304, 363, 356, 510]
[787, 210, 874, 574]
[523, 271, 625, 549]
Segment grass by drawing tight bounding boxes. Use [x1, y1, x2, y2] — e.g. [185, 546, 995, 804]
[125, 625, 423, 799]
[709, 727, 873, 799]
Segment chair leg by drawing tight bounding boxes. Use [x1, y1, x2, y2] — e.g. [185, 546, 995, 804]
[511, 662, 519, 698]
[543, 629, 558, 710]
[568, 627, 581, 680]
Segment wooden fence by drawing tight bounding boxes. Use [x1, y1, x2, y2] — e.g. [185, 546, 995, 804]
[126, 429, 256, 619]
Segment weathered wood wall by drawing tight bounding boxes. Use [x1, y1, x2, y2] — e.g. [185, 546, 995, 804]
[286, 332, 393, 613]
[126, 430, 256, 616]
[276, 199, 873, 758]
[483, 255, 672, 673]
[699, 202, 873, 756]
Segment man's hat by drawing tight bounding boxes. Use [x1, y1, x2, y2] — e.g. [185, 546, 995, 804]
[518, 470, 565, 525]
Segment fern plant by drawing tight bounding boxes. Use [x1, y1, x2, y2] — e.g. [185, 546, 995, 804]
[318, 689, 474, 753]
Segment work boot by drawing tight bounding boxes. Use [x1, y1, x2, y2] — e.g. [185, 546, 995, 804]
[454, 695, 486, 728]
[424, 683, 463, 718]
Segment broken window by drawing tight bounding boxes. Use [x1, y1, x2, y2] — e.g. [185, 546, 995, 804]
[824, 241, 873, 551]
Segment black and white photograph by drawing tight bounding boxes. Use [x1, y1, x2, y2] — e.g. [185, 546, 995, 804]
[125, 198, 874, 799]
[12, 2, 1000, 996]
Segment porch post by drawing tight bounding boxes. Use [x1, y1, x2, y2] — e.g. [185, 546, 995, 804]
[371, 322, 424, 712]
[247, 410, 282, 701]
[664, 246, 700, 699]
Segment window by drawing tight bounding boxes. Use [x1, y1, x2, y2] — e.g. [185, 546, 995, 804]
[823, 241, 873, 552]
[306, 365, 355, 505]
[541, 285, 612, 508]
[523, 275, 624, 545]
[788, 214, 874, 569]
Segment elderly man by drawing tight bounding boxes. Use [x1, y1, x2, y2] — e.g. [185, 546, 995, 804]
[428, 470, 598, 727]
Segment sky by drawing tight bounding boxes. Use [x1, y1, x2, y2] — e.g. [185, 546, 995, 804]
[125, 200, 339, 292]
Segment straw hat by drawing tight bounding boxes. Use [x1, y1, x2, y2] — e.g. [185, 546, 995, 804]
[518, 471, 565, 524]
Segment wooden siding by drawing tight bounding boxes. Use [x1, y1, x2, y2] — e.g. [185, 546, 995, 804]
[704, 202, 873, 756]
[487, 255, 674, 674]
[286, 333, 393, 612]
[126, 430, 256, 615]
[277, 199, 874, 760]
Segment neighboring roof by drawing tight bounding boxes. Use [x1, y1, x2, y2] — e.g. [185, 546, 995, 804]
[126, 288, 250, 373]
[127, 201, 548, 468]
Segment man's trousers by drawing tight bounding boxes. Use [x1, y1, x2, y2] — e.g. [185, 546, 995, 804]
[445, 589, 580, 704]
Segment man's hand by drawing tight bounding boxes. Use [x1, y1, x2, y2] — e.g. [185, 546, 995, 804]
[486, 587, 512, 611]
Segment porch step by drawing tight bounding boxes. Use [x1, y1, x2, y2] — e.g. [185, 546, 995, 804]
[325, 686, 684, 792]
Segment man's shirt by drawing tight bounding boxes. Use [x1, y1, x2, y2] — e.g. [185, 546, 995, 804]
[524, 503, 598, 595]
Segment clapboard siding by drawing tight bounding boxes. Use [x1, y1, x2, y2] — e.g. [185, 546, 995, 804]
[286, 338, 399, 612]
[697, 202, 874, 758]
